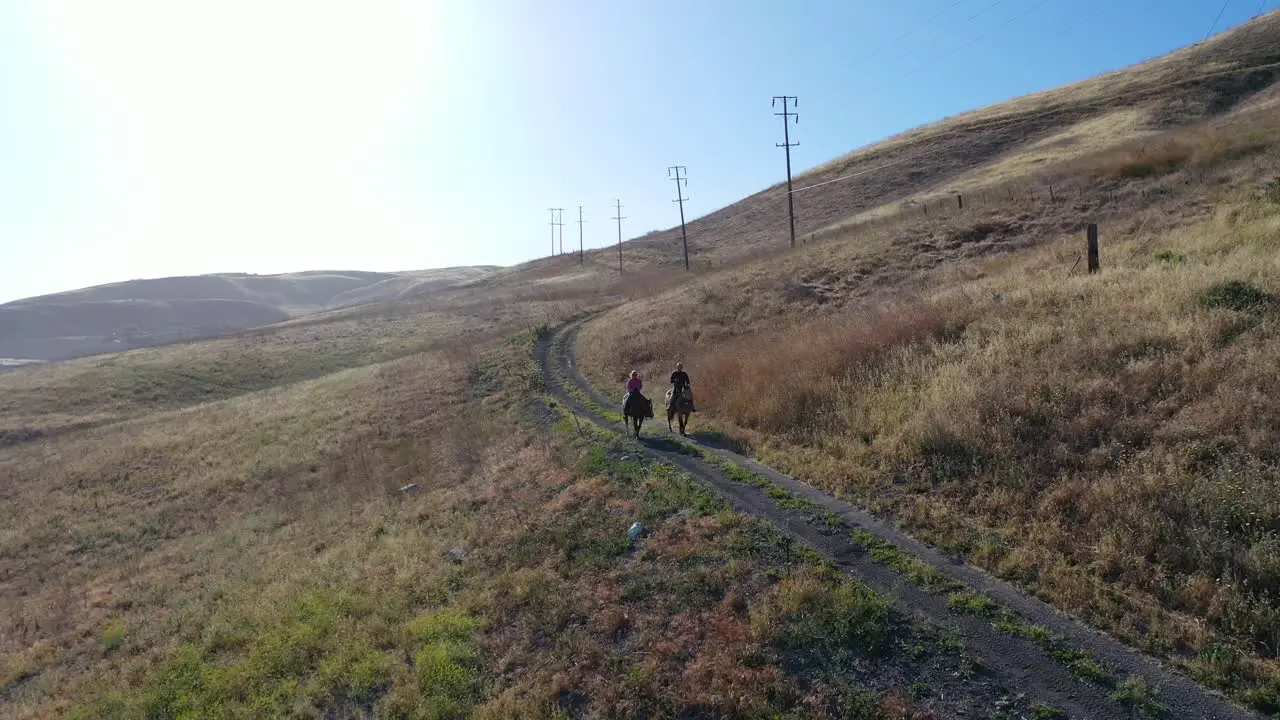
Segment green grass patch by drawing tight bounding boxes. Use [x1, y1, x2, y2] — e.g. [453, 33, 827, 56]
[1052, 649, 1112, 685]
[101, 618, 127, 653]
[1029, 702, 1068, 719]
[1242, 683, 1280, 715]
[73, 592, 407, 719]
[1110, 675, 1169, 717]
[994, 617, 1054, 645]
[700, 450, 772, 488]
[1199, 279, 1273, 313]
[409, 611, 483, 714]
[937, 630, 965, 654]
[763, 569, 895, 670]
[644, 464, 725, 519]
[849, 530, 964, 594]
[946, 591, 998, 617]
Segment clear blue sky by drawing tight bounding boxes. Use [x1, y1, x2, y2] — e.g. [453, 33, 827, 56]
[0, 0, 1272, 302]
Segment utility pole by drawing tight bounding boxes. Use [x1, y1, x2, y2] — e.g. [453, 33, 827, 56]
[772, 95, 799, 248]
[546, 208, 559, 257]
[577, 205, 585, 265]
[612, 199, 626, 274]
[554, 207, 565, 255]
[668, 165, 690, 271]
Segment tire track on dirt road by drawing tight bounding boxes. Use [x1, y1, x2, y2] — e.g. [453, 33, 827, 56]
[540, 319, 1259, 720]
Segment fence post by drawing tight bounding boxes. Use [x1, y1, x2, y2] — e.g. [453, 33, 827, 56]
[1087, 223, 1100, 273]
[1049, 183, 1055, 202]
[957, 194, 963, 210]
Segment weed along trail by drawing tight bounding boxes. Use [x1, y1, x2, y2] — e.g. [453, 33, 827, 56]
[538, 318, 1261, 720]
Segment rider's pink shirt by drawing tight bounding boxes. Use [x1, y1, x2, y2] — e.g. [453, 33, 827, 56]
[626, 377, 642, 393]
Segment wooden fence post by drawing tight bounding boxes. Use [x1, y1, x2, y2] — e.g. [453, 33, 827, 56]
[957, 194, 963, 210]
[1049, 183, 1056, 202]
[1086, 223, 1100, 273]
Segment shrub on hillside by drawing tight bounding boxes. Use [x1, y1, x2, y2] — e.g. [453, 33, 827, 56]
[1262, 177, 1280, 205]
[1198, 280, 1273, 313]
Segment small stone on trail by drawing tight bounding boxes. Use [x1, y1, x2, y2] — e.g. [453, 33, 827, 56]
[399, 483, 422, 495]
[447, 547, 468, 564]
[627, 522, 646, 542]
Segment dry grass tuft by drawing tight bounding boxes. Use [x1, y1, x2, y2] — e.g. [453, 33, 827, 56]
[697, 300, 973, 440]
[1070, 111, 1280, 180]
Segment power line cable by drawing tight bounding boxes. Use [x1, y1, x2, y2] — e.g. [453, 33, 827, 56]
[845, 0, 971, 70]
[889, 0, 1058, 86]
[1206, 0, 1233, 40]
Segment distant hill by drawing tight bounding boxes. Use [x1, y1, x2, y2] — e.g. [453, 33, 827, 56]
[0, 266, 497, 362]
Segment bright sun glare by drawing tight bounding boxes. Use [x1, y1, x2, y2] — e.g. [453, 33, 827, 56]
[16, 1, 452, 288]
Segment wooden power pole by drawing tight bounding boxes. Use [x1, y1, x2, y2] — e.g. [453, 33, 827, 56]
[612, 199, 625, 274]
[772, 95, 799, 248]
[668, 166, 690, 271]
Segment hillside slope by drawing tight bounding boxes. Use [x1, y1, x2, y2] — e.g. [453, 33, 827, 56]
[6, 11, 1280, 718]
[0, 267, 497, 362]
[558, 11, 1280, 272]
[566, 12, 1280, 714]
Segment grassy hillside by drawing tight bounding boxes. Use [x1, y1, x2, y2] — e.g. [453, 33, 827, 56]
[553, 11, 1280, 274]
[1, 296, 1028, 718]
[5, 11, 1280, 718]
[571, 16, 1280, 708]
[0, 267, 497, 362]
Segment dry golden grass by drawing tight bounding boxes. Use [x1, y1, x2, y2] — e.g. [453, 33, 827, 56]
[579, 96, 1280, 395]
[570, 73, 1280, 710]
[807, 97, 1280, 247]
[0, 341, 485, 717]
[2, 296, 972, 717]
[566, 56, 1280, 706]
[579, 191, 1280, 706]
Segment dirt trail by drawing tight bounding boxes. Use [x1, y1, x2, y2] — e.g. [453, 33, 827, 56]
[540, 319, 1260, 720]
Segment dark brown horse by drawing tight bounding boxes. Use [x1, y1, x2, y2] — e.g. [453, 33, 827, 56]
[666, 387, 694, 436]
[623, 392, 653, 439]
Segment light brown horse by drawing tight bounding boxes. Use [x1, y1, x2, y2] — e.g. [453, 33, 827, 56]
[666, 387, 694, 436]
